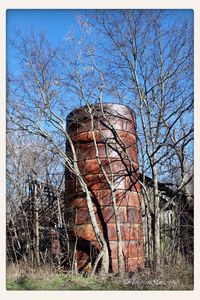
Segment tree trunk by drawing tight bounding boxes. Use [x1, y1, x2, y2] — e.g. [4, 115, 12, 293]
[66, 127, 110, 275]
[153, 167, 160, 270]
[81, 181, 109, 275]
[34, 183, 40, 268]
[111, 191, 124, 276]
[141, 191, 153, 266]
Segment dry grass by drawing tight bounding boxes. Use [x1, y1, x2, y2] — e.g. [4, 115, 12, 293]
[121, 264, 193, 290]
[6, 261, 193, 290]
[6, 261, 56, 281]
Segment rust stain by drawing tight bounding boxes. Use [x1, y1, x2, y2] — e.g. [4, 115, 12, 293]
[66, 104, 144, 273]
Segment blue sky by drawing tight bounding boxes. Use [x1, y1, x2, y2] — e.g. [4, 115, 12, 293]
[6, 9, 193, 108]
[7, 9, 193, 43]
[7, 9, 85, 45]
[7, 9, 193, 71]
[6, 9, 194, 177]
[7, 9, 85, 73]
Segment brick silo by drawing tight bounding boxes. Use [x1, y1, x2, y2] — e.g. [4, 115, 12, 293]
[65, 103, 144, 273]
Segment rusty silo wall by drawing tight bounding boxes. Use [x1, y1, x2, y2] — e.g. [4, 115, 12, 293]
[65, 103, 144, 273]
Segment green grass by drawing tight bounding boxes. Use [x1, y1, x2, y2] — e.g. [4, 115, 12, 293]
[7, 277, 41, 290]
[6, 273, 118, 291]
[6, 263, 193, 291]
[6, 273, 193, 290]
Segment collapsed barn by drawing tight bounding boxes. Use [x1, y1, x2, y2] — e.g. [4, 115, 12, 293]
[6, 174, 193, 269]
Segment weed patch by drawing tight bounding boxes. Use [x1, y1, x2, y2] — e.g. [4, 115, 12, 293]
[6, 263, 193, 290]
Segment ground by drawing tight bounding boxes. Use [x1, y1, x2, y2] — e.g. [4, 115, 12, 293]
[6, 262, 193, 290]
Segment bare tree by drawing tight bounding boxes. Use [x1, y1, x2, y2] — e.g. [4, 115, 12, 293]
[7, 32, 110, 275]
[81, 9, 193, 269]
[7, 9, 193, 273]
